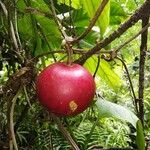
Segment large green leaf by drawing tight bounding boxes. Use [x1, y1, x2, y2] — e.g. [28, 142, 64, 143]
[81, 0, 110, 37]
[96, 98, 139, 128]
[84, 56, 122, 91]
[136, 120, 145, 150]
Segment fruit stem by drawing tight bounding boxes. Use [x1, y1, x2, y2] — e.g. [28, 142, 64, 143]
[66, 43, 73, 65]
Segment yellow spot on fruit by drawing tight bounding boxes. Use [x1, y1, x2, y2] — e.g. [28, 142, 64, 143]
[69, 101, 78, 112]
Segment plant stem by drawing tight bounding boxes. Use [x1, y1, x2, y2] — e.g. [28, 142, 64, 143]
[117, 57, 139, 115]
[93, 55, 100, 78]
[49, 0, 68, 39]
[65, 44, 73, 65]
[9, 89, 21, 150]
[23, 86, 32, 108]
[73, 0, 109, 43]
[115, 23, 150, 53]
[50, 113, 80, 150]
[138, 16, 149, 126]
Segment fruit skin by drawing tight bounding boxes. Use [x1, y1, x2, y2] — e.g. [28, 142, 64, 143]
[36, 62, 96, 116]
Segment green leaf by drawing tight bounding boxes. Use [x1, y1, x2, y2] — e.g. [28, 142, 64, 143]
[18, 15, 33, 39]
[30, 0, 49, 12]
[72, 9, 89, 27]
[36, 15, 62, 49]
[81, 0, 110, 36]
[136, 120, 145, 150]
[17, 0, 26, 12]
[110, 1, 127, 25]
[84, 56, 122, 91]
[58, 0, 81, 9]
[96, 98, 139, 128]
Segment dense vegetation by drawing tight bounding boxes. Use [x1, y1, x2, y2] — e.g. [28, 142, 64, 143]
[0, 0, 150, 149]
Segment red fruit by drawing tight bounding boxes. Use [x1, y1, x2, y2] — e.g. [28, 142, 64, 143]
[36, 62, 95, 116]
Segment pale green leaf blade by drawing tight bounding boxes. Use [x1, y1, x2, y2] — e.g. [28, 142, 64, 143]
[96, 98, 139, 128]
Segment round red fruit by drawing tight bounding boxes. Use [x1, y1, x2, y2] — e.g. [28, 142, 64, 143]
[36, 62, 95, 116]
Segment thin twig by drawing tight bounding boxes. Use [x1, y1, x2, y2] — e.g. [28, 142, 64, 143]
[50, 113, 80, 150]
[13, 0, 22, 47]
[31, 49, 112, 61]
[0, 1, 24, 62]
[8, 9, 19, 51]
[49, 0, 68, 39]
[10, 89, 21, 150]
[25, 7, 53, 18]
[73, 48, 112, 55]
[115, 23, 150, 53]
[23, 86, 32, 108]
[0, 1, 8, 16]
[93, 55, 100, 78]
[74, 0, 109, 42]
[49, 0, 74, 63]
[3, 66, 34, 149]
[116, 57, 139, 114]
